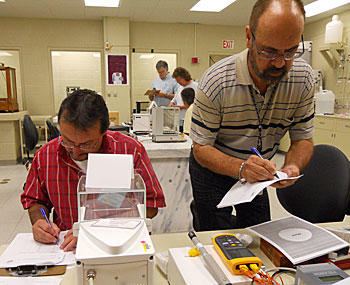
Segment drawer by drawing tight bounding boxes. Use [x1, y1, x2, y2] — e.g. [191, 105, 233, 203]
[314, 116, 335, 130]
[335, 118, 350, 133]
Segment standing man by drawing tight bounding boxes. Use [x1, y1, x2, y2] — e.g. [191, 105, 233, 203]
[169, 67, 198, 132]
[149, 60, 179, 106]
[21, 89, 166, 251]
[190, 0, 314, 230]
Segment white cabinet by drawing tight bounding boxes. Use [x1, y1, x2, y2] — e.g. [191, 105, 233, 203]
[314, 115, 350, 159]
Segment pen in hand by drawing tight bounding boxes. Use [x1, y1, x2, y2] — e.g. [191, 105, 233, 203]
[40, 207, 59, 244]
[250, 147, 279, 179]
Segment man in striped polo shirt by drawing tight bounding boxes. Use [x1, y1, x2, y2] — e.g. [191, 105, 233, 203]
[21, 89, 165, 251]
[190, 0, 314, 230]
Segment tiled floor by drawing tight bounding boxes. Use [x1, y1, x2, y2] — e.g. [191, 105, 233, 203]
[0, 153, 348, 245]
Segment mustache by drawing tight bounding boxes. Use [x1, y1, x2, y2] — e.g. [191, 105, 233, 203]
[265, 66, 287, 75]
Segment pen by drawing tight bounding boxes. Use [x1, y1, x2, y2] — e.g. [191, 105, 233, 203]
[250, 147, 279, 179]
[188, 231, 232, 285]
[40, 208, 59, 244]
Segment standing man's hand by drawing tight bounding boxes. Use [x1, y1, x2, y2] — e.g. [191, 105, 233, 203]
[272, 164, 300, 188]
[242, 155, 277, 183]
[60, 229, 77, 253]
[32, 219, 60, 244]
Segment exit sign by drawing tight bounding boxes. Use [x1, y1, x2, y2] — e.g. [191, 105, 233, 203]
[222, 40, 234, 49]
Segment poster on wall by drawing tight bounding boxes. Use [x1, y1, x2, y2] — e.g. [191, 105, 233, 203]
[106, 55, 128, 85]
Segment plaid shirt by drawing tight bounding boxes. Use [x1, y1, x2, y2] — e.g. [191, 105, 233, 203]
[21, 131, 165, 230]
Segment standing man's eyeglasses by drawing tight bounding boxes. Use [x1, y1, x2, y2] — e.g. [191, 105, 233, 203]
[251, 31, 305, 61]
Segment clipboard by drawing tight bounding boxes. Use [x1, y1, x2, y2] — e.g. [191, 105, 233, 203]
[0, 265, 66, 277]
[144, 89, 160, 96]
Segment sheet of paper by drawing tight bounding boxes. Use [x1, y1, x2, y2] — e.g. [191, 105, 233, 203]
[247, 216, 349, 264]
[217, 171, 303, 208]
[0, 231, 75, 268]
[334, 277, 350, 284]
[0, 276, 61, 285]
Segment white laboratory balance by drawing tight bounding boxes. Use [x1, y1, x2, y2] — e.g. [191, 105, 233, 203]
[151, 106, 186, 143]
[73, 155, 154, 285]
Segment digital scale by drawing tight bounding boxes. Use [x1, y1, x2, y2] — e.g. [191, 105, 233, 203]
[295, 263, 349, 285]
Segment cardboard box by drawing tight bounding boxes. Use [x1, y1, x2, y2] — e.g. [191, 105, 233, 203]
[109, 111, 119, 126]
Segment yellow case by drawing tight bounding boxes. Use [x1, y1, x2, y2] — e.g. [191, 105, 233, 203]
[212, 233, 262, 275]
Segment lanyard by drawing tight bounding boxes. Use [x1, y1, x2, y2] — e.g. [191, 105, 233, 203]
[248, 84, 278, 153]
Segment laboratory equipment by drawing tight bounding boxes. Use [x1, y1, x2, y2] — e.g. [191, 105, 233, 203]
[212, 233, 262, 275]
[0, 65, 18, 112]
[295, 263, 349, 285]
[133, 113, 151, 134]
[151, 106, 186, 142]
[74, 172, 154, 285]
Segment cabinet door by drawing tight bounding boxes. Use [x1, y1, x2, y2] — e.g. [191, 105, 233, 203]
[313, 128, 333, 145]
[333, 132, 350, 159]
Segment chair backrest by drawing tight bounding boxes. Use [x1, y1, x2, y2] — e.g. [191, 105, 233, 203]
[276, 144, 350, 223]
[46, 120, 60, 141]
[23, 115, 39, 152]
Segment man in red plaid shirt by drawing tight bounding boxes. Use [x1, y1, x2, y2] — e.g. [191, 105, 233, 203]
[21, 89, 165, 252]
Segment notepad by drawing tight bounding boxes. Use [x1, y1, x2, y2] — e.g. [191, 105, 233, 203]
[217, 171, 303, 208]
[0, 231, 75, 268]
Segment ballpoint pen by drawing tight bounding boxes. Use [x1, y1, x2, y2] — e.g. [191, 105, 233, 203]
[40, 207, 59, 244]
[188, 231, 232, 285]
[250, 147, 279, 179]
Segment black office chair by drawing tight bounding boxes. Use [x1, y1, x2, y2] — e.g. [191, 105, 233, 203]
[276, 144, 350, 223]
[22, 115, 39, 165]
[46, 120, 60, 141]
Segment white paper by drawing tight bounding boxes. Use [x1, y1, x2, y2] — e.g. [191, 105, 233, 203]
[0, 276, 61, 285]
[247, 216, 349, 264]
[92, 218, 141, 229]
[217, 171, 303, 208]
[0, 231, 75, 268]
[86, 154, 133, 191]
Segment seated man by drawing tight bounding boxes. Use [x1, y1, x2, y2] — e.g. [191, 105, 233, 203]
[21, 89, 166, 252]
[181, 87, 195, 135]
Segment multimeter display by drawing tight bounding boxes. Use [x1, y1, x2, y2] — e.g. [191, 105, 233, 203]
[214, 235, 255, 259]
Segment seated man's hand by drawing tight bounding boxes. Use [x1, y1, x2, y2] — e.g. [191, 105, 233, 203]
[32, 219, 60, 244]
[242, 155, 277, 183]
[272, 164, 300, 189]
[60, 229, 77, 253]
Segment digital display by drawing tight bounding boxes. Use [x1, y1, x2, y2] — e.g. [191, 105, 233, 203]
[319, 275, 344, 282]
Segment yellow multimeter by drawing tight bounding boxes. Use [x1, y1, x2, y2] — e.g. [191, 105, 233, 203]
[212, 233, 262, 275]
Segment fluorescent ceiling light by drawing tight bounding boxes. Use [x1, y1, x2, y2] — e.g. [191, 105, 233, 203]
[0, 1, 6, 3]
[190, 0, 237, 12]
[0, 52, 12, 56]
[93, 53, 101, 58]
[140, 54, 155, 59]
[305, 0, 350, 17]
[84, 0, 119, 8]
[52, 52, 61, 57]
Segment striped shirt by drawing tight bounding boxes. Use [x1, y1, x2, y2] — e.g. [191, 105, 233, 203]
[21, 131, 165, 230]
[190, 49, 315, 160]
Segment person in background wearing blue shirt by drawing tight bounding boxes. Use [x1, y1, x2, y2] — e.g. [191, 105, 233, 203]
[149, 60, 179, 106]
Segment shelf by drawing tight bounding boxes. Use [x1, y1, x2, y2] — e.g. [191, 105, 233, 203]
[319, 43, 345, 69]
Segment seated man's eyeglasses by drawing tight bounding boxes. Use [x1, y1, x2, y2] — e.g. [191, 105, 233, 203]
[60, 138, 99, 151]
[251, 31, 304, 61]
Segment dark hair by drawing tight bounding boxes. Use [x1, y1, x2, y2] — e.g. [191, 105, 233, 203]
[249, 0, 305, 34]
[173, 67, 192, 81]
[156, 60, 168, 70]
[181, 88, 195, 106]
[58, 89, 109, 133]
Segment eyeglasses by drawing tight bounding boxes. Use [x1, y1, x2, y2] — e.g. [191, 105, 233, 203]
[60, 138, 99, 151]
[251, 31, 304, 61]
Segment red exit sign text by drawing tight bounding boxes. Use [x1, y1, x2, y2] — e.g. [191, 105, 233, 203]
[222, 40, 234, 49]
